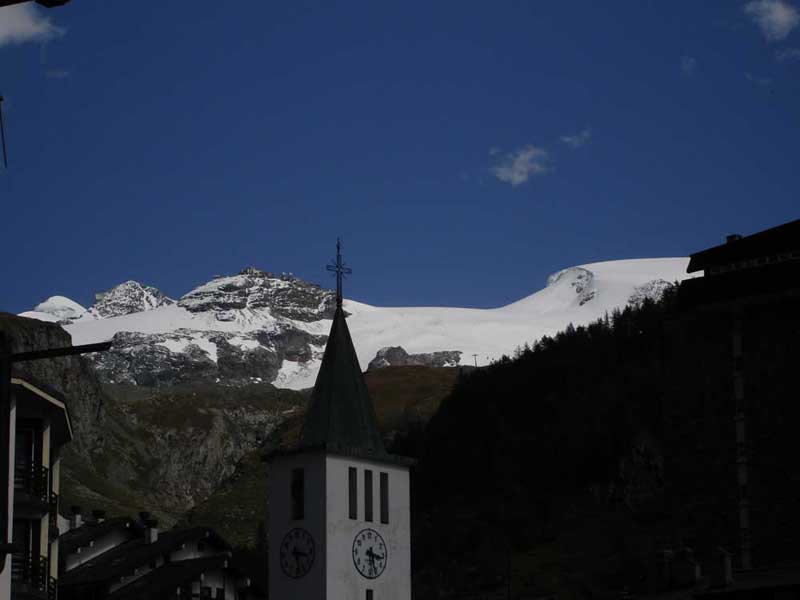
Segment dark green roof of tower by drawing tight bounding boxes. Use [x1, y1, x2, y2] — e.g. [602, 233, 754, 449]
[300, 306, 388, 458]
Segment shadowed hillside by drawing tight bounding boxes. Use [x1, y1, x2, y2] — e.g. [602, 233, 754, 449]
[403, 287, 800, 599]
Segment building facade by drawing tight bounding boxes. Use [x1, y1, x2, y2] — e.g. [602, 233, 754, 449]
[2, 376, 72, 600]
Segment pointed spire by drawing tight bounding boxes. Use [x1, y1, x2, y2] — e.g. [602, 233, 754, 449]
[300, 306, 387, 456]
[301, 240, 386, 457]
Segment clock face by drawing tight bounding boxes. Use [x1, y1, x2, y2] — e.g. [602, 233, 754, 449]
[280, 528, 315, 578]
[352, 528, 388, 579]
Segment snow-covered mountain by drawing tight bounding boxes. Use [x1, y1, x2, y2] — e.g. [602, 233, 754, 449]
[21, 281, 175, 324]
[20, 259, 699, 390]
[23, 296, 89, 324]
[92, 280, 175, 318]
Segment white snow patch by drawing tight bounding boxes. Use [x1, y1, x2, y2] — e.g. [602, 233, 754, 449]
[18, 310, 61, 323]
[157, 338, 191, 354]
[156, 335, 218, 363]
[273, 358, 319, 391]
[193, 338, 218, 363]
[229, 337, 260, 351]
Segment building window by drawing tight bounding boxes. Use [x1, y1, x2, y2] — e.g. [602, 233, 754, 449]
[380, 472, 389, 524]
[291, 468, 304, 520]
[367, 590, 374, 600]
[364, 469, 373, 522]
[349, 467, 358, 520]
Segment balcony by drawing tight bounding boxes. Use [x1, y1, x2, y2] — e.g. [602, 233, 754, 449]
[14, 463, 49, 516]
[11, 550, 49, 599]
[48, 492, 59, 539]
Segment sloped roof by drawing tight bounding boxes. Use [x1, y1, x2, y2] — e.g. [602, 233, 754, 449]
[59, 516, 135, 556]
[687, 218, 800, 273]
[60, 527, 228, 587]
[11, 373, 73, 445]
[106, 555, 239, 600]
[299, 306, 387, 458]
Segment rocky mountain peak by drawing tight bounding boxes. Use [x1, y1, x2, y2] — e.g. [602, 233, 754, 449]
[239, 266, 266, 276]
[367, 346, 462, 370]
[91, 281, 175, 318]
[178, 268, 337, 322]
[546, 266, 597, 306]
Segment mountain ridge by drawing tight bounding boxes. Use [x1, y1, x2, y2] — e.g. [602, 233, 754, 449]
[20, 258, 699, 389]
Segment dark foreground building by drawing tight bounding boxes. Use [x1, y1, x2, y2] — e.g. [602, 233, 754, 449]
[58, 513, 266, 600]
[646, 218, 800, 600]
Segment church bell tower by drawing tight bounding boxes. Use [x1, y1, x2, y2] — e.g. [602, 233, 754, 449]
[268, 240, 413, 600]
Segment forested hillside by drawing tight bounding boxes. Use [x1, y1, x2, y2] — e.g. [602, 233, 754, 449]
[397, 287, 800, 599]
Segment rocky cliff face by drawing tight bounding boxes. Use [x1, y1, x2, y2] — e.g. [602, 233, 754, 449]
[0, 313, 303, 523]
[104, 383, 303, 513]
[90, 327, 327, 387]
[0, 313, 106, 459]
[367, 346, 462, 370]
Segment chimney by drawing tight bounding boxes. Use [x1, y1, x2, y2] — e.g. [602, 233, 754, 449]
[91, 509, 106, 524]
[144, 518, 159, 544]
[726, 234, 742, 244]
[69, 505, 83, 530]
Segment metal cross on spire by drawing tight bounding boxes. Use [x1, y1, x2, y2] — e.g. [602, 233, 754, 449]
[326, 238, 352, 309]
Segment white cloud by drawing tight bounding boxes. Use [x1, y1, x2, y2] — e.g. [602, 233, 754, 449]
[0, 4, 63, 47]
[560, 129, 592, 148]
[681, 55, 698, 76]
[490, 145, 550, 186]
[743, 0, 799, 41]
[776, 46, 800, 60]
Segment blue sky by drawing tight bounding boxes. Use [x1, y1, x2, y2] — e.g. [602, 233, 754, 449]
[1, 1, 798, 313]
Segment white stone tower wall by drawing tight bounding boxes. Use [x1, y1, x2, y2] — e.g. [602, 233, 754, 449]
[325, 455, 410, 600]
[268, 452, 327, 600]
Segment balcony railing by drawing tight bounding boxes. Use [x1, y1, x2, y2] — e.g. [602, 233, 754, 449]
[49, 492, 59, 538]
[11, 550, 48, 594]
[48, 576, 58, 600]
[14, 462, 49, 503]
